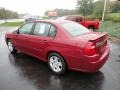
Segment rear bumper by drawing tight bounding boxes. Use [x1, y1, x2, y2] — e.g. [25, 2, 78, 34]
[67, 46, 110, 73]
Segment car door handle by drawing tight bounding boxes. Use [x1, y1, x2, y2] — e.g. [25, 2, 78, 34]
[43, 40, 48, 42]
[24, 37, 29, 40]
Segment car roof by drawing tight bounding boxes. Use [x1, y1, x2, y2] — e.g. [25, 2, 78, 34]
[34, 19, 73, 24]
[58, 15, 83, 17]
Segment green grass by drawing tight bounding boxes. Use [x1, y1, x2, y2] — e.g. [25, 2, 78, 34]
[0, 21, 23, 27]
[99, 21, 120, 39]
[105, 13, 120, 22]
[107, 13, 120, 17]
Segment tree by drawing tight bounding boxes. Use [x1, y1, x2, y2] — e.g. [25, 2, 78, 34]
[93, 0, 104, 19]
[44, 9, 77, 17]
[55, 9, 77, 16]
[77, 0, 94, 16]
[111, 1, 120, 13]
[0, 8, 19, 19]
[0, 8, 6, 19]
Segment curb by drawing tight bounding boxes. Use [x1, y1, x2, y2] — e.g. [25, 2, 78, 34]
[109, 37, 120, 44]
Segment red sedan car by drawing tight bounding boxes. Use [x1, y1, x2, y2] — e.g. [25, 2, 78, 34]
[5, 20, 110, 75]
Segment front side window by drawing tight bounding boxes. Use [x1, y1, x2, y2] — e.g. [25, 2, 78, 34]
[61, 22, 90, 37]
[33, 23, 50, 36]
[19, 23, 34, 34]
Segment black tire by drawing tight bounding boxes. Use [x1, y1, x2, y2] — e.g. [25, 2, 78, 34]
[48, 53, 67, 75]
[88, 27, 94, 31]
[7, 40, 17, 54]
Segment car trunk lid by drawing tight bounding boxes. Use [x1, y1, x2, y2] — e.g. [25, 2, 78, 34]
[74, 32, 108, 55]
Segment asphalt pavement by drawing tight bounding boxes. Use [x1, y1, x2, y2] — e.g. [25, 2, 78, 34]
[0, 27, 120, 90]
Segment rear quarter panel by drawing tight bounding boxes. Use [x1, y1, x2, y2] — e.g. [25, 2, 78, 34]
[46, 38, 83, 69]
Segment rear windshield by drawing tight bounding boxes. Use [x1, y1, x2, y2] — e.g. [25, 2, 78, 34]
[61, 22, 90, 37]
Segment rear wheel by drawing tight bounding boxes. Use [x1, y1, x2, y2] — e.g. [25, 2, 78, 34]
[7, 40, 17, 54]
[48, 53, 67, 75]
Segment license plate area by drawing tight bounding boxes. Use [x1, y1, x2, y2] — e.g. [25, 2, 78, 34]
[95, 40, 107, 53]
[96, 39, 107, 48]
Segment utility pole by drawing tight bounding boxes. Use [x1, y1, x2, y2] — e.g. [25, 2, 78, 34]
[102, 0, 107, 22]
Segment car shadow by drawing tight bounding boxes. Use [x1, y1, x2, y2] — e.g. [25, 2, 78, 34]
[8, 53, 105, 90]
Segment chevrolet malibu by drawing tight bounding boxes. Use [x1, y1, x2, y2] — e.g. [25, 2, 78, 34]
[5, 20, 110, 75]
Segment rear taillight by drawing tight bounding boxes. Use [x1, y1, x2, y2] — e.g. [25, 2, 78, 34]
[83, 42, 96, 56]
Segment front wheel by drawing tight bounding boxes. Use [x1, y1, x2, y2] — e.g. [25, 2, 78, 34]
[7, 40, 17, 54]
[48, 53, 67, 75]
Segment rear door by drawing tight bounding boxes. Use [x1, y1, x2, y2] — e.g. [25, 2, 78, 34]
[27, 22, 57, 61]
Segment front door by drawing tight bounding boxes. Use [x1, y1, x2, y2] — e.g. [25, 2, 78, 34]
[14, 23, 34, 53]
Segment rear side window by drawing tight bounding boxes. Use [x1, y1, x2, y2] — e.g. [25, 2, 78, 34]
[61, 22, 90, 37]
[33, 23, 50, 36]
[48, 25, 57, 37]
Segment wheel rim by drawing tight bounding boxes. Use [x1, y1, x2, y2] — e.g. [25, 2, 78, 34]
[49, 56, 62, 72]
[8, 41, 13, 52]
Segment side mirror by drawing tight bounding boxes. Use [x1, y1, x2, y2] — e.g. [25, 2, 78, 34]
[13, 30, 19, 34]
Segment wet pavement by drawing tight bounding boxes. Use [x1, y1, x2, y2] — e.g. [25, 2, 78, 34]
[0, 27, 120, 90]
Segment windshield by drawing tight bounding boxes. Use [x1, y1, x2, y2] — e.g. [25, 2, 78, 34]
[61, 22, 90, 37]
